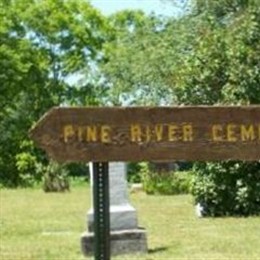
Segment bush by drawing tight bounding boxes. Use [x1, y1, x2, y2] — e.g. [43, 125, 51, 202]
[14, 140, 43, 187]
[42, 161, 70, 192]
[191, 162, 260, 217]
[66, 162, 89, 180]
[140, 162, 193, 195]
[127, 162, 142, 183]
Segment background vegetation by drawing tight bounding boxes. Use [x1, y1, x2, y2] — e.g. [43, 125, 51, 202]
[0, 0, 259, 215]
[0, 0, 108, 187]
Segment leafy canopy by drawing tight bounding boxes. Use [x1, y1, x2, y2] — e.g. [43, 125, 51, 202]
[0, 0, 110, 186]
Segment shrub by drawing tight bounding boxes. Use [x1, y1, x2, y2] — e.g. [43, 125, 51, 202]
[14, 140, 43, 187]
[140, 162, 193, 195]
[42, 160, 70, 192]
[66, 162, 89, 180]
[127, 162, 142, 183]
[191, 162, 260, 217]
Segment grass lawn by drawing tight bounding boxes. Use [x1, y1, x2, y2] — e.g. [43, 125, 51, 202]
[1, 184, 260, 260]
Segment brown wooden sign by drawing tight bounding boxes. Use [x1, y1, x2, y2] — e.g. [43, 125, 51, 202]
[29, 106, 260, 162]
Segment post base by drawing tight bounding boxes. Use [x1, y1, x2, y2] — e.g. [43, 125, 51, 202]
[81, 228, 148, 256]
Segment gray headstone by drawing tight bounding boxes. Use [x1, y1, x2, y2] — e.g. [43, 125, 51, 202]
[81, 162, 148, 256]
[87, 162, 138, 231]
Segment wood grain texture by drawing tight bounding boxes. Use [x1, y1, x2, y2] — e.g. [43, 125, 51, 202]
[29, 106, 260, 162]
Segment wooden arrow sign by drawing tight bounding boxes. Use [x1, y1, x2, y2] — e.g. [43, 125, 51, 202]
[29, 106, 260, 162]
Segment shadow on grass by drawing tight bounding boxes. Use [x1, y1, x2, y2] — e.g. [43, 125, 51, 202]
[148, 246, 168, 254]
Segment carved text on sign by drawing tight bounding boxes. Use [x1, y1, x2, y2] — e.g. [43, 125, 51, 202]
[62, 123, 260, 144]
[29, 106, 260, 162]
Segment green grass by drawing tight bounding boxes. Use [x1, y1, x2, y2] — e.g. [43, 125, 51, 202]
[1, 185, 260, 260]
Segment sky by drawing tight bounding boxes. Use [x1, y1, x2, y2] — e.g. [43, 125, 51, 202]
[90, 0, 180, 17]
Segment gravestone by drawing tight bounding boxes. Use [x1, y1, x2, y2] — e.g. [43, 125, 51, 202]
[81, 162, 148, 256]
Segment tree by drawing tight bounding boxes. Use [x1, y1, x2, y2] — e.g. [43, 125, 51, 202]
[101, 0, 260, 215]
[101, 0, 260, 106]
[182, 0, 260, 216]
[100, 10, 181, 105]
[0, 0, 109, 186]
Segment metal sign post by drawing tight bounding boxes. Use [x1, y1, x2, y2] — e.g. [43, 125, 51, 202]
[93, 162, 110, 260]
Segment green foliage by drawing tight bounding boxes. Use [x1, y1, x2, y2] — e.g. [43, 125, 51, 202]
[102, 1, 260, 216]
[183, 0, 260, 217]
[171, 0, 260, 105]
[102, 11, 177, 105]
[42, 160, 70, 192]
[194, 0, 254, 17]
[15, 140, 42, 187]
[127, 162, 142, 183]
[102, 1, 260, 106]
[191, 162, 260, 216]
[141, 162, 192, 195]
[66, 162, 89, 179]
[0, 0, 109, 187]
